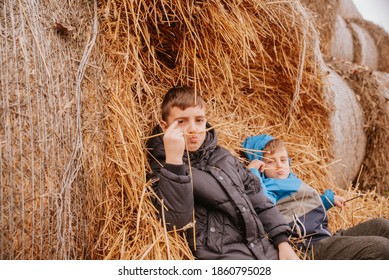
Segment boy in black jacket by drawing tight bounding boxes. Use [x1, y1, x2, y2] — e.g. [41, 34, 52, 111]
[146, 86, 299, 260]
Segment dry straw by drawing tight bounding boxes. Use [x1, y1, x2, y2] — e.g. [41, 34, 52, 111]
[99, 0, 386, 260]
[299, 0, 339, 56]
[0, 0, 100, 259]
[1, 0, 387, 260]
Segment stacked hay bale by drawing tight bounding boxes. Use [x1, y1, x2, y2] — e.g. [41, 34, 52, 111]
[323, 66, 366, 188]
[326, 58, 389, 196]
[300, 0, 389, 72]
[301, 0, 389, 193]
[1, 0, 387, 260]
[98, 0, 387, 260]
[348, 18, 389, 72]
[99, 0, 337, 259]
[0, 0, 102, 259]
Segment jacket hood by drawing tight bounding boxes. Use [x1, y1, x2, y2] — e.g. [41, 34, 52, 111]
[242, 134, 274, 161]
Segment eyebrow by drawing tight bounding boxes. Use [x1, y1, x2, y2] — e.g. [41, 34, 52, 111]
[174, 115, 206, 120]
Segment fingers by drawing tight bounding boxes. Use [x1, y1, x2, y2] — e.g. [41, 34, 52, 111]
[165, 120, 179, 133]
[335, 195, 346, 209]
[248, 159, 265, 171]
[163, 121, 185, 164]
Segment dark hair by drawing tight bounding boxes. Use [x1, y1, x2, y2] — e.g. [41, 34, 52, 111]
[161, 86, 205, 121]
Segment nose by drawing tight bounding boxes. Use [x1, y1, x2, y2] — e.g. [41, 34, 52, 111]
[186, 120, 197, 134]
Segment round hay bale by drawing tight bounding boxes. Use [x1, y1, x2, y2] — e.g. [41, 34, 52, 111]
[299, 0, 339, 55]
[0, 0, 101, 259]
[99, 0, 339, 260]
[327, 59, 389, 195]
[337, 0, 362, 19]
[328, 15, 354, 62]
[323, 66, 366, 189]
[349, 22, 379, 69]
[349, 18, 389, 73]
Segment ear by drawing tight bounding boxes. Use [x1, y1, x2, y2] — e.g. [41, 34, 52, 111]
[160, 120, 168, 132]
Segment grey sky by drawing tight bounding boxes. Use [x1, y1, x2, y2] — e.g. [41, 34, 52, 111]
[353, 0, 389, 32]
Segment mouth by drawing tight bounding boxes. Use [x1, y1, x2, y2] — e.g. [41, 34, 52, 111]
[189, 136, 198, 143]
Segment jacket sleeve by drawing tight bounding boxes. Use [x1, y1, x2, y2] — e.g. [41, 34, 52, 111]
[147, 152, 195, 230]
[249, 168, 277, 205]
[242, 162, 291, 240]
[156, 165, 195, 230]
[320, 189, 335, 211]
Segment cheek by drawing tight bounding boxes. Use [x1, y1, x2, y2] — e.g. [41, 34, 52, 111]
[264, 169, 273, 178]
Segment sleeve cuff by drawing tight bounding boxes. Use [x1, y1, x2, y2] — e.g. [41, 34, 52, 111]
[321, 189, 335, 210]
[164, 163, 188, 175]
[272, 233, 289, 247]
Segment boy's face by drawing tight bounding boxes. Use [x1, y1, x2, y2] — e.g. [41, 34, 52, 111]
[161, 105, 207, 152]
[263, 146, 290, 179]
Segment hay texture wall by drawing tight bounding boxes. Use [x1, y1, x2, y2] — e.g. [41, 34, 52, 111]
[0, 0, 103, 259]
[1, 0, 388, 260]
[300, 0, 389, 194]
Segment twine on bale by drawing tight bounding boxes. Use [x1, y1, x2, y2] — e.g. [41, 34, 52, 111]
[0, 0, 100, 259]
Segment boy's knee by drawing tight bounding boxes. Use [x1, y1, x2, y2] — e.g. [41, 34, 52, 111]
[363, 237, 389, 260]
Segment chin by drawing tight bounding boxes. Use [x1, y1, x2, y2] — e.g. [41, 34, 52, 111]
[187, 146, 200, 152]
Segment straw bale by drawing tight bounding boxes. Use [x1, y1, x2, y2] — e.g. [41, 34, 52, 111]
[299, 0, 339, 55]
[348, 18, 389, 73]
[374, 72, 389, 112]
[322, 66, 366, 189]
[0, 0, 100, 259]
[1, 0, 387, 261]
[328, 15, 354, 62]
[337, 0, 362, 19]
[98, 0, 340, 259]
[326, 58, 389, 196]
[348, 21, 379, 70]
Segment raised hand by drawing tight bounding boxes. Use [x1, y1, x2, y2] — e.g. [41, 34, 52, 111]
[247, 159, 266, 172]
[163, 120, 185, 164]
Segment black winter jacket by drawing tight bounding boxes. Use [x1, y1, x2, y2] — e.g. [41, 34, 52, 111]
[146, 125, 291, 260]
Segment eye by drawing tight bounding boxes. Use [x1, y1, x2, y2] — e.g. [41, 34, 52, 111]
[196, 118, 205, 123]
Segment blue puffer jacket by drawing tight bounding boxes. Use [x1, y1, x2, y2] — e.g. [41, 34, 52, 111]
[243, 134, 335, 249]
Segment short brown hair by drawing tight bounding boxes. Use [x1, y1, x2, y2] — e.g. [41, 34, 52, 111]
[264, 138, 286, 155]
[161, 86, 205, 121]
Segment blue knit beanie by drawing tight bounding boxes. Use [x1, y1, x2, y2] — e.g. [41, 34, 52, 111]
[242, 134, 274, 161]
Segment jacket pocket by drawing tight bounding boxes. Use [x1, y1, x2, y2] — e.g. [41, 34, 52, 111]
[206, 211, 224, 253]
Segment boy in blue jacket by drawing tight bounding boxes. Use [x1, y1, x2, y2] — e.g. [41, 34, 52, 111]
[243, 134, 389, 259]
